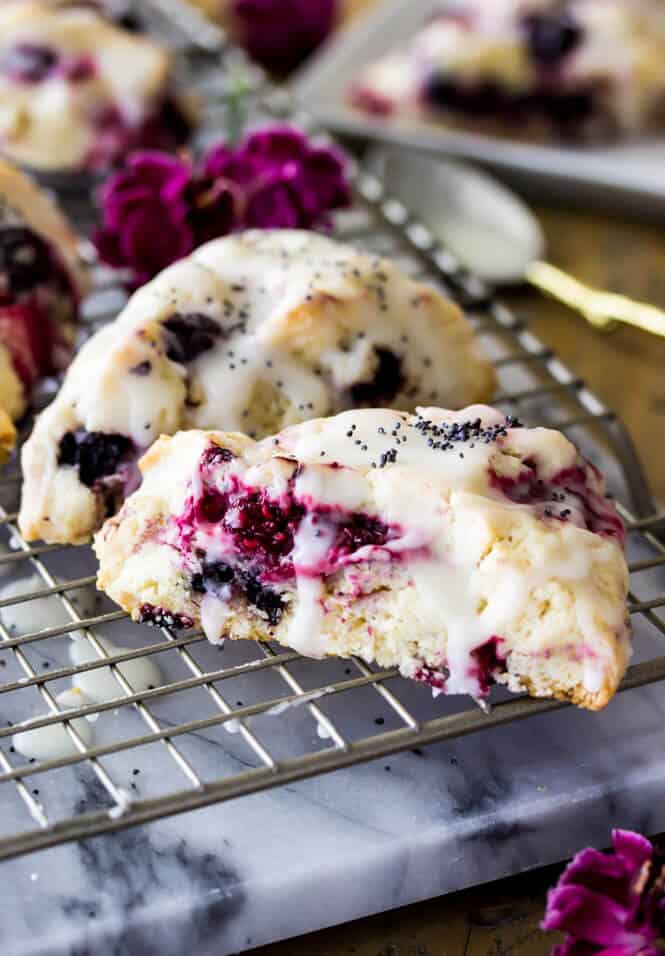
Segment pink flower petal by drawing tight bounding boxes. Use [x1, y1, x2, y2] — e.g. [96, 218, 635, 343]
[244, 178, 305, 229]
[612, 830, 654, 870]
[119, 203, 194, 284]
[543, 883, 640, 943]
[559, 849, 636, 906]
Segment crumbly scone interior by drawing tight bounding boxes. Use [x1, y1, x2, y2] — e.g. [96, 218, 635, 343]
[0, 344, 27, 422]
[0, 406, 16, 464]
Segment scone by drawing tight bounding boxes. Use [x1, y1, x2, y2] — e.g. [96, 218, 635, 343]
[19, 229, 495, 543]
[0, 407, 16, 464]
[350, 0, 665, 141]
[0, 1, 190, 171]
[0, 158, 86, 461]
[94, 406, 630, 710]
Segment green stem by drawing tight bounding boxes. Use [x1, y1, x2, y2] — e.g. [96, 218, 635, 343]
[225, 67, 251, 145]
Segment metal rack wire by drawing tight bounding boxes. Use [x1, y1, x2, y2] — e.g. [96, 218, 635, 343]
[0, 0, 664, 864]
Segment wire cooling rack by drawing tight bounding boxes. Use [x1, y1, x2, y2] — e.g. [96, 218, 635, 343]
[0, 0, 665, 864]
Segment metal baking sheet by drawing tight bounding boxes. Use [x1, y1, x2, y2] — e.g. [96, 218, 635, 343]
[295, 0, 665, 218]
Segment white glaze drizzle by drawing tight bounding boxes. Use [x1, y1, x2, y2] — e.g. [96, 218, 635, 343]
[199, 592, 232, 646]
[288, 512, 337, 658]
[264, 687, 335, 717]
[70, 636, 163, 702]
[12, 688, 93, 761]
[0, 574, 89, 636]
[316, 720, 333, 740]
[11, 633, 164, 763]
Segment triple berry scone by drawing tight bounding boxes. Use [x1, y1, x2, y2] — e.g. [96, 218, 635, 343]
[19, 229, 495, 544]
[94, 406, 630, 710]
[0, 407, 15, 463]
[0, 158, 86, 461]
[0, 1, 190, 171]
[351, 0, 665, 141]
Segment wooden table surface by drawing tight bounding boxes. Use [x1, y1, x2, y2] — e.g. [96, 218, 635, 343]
[251, 204, 665, 956]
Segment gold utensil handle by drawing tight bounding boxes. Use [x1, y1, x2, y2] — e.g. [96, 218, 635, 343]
[525, 260, 665, 338]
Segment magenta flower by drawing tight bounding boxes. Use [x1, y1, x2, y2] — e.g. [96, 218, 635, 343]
[92, 152, 195, 287]
[231, 0, 337, 74]
[93, 125, 351, 287]
[232, 126, 352, 229]
[542, 830, 665, 955]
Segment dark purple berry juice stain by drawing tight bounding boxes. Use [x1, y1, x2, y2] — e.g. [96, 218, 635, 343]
[489, 460, 624, 541]
[468, 637, 507, 697]
[178, 447, 402, 625]
[194, 484, 305, 576]
[414, 637, 507, 699]
[62, 55, 95, 83]
[2, 44, 59, 83]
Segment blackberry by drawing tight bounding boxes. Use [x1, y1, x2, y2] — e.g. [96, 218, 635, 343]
[334, 513, 392, 555]
[350, 348, 404, 405]
[201, 445, 235, 468]
[237, 571, 286, 626]
[423, 74, 505, 117]
[522, 12, 583, 67]
[192, 562, 286, 626]
[192, 561, 234, 594]
[163, 313, 223, 364]
[58, 430, 134, 487]
[138, 605, 194, 629]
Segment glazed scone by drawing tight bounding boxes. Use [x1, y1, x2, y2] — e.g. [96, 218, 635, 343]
[0, 407, 16, 464]
[350, 0, 665, 141]
[0, 1, 190, 171]
[19, 229, 495, 544]
[0, 158, 86, 457]
[94, 406, 630, 710]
